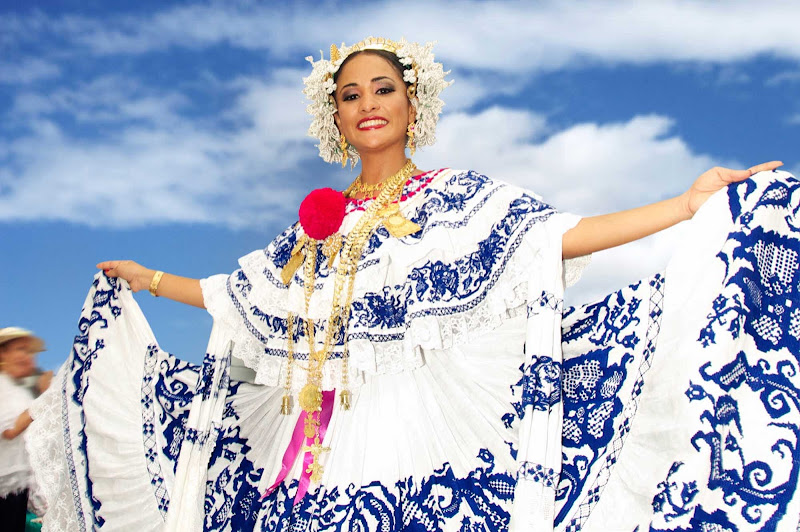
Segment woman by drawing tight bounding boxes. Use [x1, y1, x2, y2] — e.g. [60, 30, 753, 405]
[30, 38, 791, 531]
[0, 327, 49, 531]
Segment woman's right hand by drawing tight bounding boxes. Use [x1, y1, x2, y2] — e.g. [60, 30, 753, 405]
[96, 260, 155, 293]
[97, 261, 206, 308]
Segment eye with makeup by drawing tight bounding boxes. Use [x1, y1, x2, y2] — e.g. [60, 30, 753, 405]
[339, 85, 396, 102]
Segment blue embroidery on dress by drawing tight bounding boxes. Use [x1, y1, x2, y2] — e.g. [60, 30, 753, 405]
[65, 274, 123, 530]
[402, 171, 500, 242]
[142, 344, 170, 517]
[232, 269, 252, 300]
[60, 372, 90, 532]
[156, 355, 198, 468]
[699, 226, 800, 354]
[678, 353, 800, 529]
[267, 225, 300, 270]
[203, 389, 516, 531]
[562, 288, 642, 349]
[648, 174, 800, 531]
[225, 171, 556, 359]
[197, 353, 218, 400]
[391, 196, 552, 320]
[556, 349, 631, 527]
[561, 349, 631, 449]
[649, 461, 740, 532]
[557, 275, 665, 531]
[727, 173, 794, 226]
[519, 462, 558, 488]
[252, 449, 515, 531]
[503, 356, 562, 430]
[351, 285, 412, 329]
[204, 381, 265, 532]
[528, 290, 564, 316]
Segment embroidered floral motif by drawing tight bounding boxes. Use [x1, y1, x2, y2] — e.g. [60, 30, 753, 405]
[64, 274, 124, 530]
[255, 450, 515, 531]
[519, 462, 558, 488]
[204, 399, 517, 532]
[503, 356, 562, 430]
[647, 172, 800, 531]
[556, 275, 664, 530]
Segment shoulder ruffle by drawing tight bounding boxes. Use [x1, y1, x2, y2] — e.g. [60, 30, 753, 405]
[202, 170, 583, 388]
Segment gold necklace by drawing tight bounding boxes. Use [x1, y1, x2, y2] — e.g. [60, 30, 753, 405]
[282, 159, 417, 483]
[344, 177, 384, 198]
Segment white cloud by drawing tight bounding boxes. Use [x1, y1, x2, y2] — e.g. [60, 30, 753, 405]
[1, 86, 722, 274]
[766, 70, 800, 86]
[419, 109, 716, 214]
[2, 1, 789, 299]
[11, 75, 189, 125]
[9, 1, 800, 72]
[416, 108, 724, 302]
[787, 113, 800, 125]
[0, 70, 317, 228]
[0, 57, 60, 84]
[440, 71, 530, 112]
[714, 66, 751, 86]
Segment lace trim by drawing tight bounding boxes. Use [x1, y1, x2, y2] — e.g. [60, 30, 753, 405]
[27, 383, 76, 531]
[203, 227, 575, 389]
[564, 254, 591, 288]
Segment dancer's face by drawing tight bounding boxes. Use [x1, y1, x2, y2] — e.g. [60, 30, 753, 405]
[0, 338, 37, 379]
[334, 52, 415, 158]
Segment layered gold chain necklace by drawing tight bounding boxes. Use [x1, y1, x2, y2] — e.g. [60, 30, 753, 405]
[281, 159, 418, 482]
[344, 177, 384, 198]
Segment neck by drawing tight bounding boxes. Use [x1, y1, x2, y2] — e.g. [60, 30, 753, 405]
[358, 150, 411, 185]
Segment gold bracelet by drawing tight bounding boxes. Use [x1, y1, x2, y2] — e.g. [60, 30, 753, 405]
[149, 270, 165, 297]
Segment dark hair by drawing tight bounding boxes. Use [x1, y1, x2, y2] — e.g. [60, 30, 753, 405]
[332, 49, 409, 88]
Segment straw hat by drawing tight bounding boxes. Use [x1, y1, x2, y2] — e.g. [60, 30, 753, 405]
[0, 327, 45, 352]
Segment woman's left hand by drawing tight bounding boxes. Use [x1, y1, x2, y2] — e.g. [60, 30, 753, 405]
[683, 161, 783, 217]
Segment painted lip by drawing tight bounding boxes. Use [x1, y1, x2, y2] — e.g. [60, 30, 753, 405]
[357, 116, 388, 130]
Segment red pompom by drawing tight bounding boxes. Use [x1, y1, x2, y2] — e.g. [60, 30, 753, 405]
[298, 187, 346, 240]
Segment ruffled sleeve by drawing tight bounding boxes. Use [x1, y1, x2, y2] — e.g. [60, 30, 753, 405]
[0, 377, 22, 432]
[199, 223, 300, 388]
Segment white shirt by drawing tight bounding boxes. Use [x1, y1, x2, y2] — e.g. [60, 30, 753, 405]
[0, 372, 35, 496]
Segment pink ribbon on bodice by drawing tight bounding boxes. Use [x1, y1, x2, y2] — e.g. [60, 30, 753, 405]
[262, 389, 335, 504]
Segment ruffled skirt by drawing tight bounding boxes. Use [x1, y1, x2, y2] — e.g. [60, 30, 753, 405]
[28, 171, 800, 531]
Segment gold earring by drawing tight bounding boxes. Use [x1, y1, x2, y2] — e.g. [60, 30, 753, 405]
[406, 123, 416, 156]
[339, 133, 348, 167]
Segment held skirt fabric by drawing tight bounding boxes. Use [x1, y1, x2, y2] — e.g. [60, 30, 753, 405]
[27, 169, 800, 531]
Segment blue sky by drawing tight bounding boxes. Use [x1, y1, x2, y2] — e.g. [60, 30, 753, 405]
[2, 0, 798, 369]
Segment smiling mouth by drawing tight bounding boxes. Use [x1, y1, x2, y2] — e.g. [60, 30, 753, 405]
[358, 118, 388, 130]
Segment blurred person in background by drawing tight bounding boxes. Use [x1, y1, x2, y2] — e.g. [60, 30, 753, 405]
[0, 327, 50, 531]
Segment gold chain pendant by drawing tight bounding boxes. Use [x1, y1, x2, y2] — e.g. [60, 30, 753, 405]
[379, 204, 421, 238]
[298, 383, 323, 412]
[280, 235, 309, 285]
[281, 159, 417, 485]
[304, 436, 330, 483]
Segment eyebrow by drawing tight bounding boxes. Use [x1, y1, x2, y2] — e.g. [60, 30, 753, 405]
[340, 76, 395, 90]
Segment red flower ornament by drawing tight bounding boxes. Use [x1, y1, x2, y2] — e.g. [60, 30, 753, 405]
[299, 188, 346, 240]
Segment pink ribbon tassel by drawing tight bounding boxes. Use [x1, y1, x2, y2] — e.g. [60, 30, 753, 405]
[262, 389, 335, 504]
